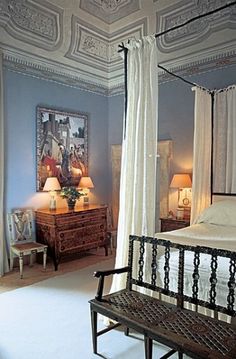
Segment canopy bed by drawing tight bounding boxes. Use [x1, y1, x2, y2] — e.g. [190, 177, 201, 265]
[156, 198, 236, 319]
[156, 86, 236, 324]
[110, 1, 236, 313]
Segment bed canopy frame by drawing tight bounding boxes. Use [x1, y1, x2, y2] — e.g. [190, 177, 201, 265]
[118, 0, 236, 201]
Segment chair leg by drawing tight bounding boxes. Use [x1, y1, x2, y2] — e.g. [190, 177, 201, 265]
[144, 335, 152, 359]
[178, 352, 183, 359]
[19, 253, 24, 279]
[124, 327, 129, 336]
[30, 252, 34, 267]
[43, 247, 47, 270]
[10, 252, 14, 271]
[91, 309, 98, 354]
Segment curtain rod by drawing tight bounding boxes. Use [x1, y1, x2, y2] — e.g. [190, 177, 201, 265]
[118, 1, 236, 52]
[158, 64, 211, 92]
[118, 0, 236, 138]
[155, 1, 236, 39]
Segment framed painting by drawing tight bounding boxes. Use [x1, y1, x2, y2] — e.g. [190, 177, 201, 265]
[36, 107, 88, 191]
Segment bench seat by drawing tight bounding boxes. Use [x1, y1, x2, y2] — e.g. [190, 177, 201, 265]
[90, 289, 236, 359]
[89, 235, 236, 359]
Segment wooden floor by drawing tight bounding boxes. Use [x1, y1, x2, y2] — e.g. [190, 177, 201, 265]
[0, 248, 115, 294]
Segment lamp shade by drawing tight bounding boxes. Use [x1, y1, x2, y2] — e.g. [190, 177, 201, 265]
[43, 177, 61, 191]
[170, 174, 192, 188]
[78, 176, 94, 189]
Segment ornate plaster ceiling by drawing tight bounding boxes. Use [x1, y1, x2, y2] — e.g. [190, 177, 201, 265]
[80, 0, 140, 24]
[0, 0, 235, 95]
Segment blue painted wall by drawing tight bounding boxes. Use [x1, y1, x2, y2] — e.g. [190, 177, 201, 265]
[4, 64, 236, 211]
[108, 64, 236, 181]
[4, 70, 109, 210]
[159, 64, 236, 178]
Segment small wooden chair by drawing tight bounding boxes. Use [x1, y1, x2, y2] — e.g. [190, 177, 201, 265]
[7, 209, 47, 279]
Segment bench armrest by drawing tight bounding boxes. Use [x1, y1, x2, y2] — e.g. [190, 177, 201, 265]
[94, 266, 130, 301]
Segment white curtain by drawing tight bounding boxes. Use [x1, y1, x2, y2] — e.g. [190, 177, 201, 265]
[213, 86, 236, 193]
[191, 87, 212, 224]
[110, 36, 158, 293]
[0, 51, 9, 276]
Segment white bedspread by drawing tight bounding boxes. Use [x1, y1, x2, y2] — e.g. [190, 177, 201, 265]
[156, 223, 236, 251]
[155, 223, 236, 309]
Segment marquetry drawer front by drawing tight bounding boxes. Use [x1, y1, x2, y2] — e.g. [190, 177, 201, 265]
[58, 232, 105, 252]
[84, 223, 106, 235]
[56, 210, 106, 229]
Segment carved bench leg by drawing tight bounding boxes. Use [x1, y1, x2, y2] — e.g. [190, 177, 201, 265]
[144, 335, 152, 359]
[90, 309, 98, 354]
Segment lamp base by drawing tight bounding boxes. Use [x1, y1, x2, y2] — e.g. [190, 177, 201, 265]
[49, 197, 56, 211]
[176, 208, 184, 220]
[83, 196, 89, 206]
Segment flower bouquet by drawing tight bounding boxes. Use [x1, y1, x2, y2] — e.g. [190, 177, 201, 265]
[60, 187, 84, 210]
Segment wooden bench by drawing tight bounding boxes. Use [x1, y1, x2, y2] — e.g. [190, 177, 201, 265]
[89, 235, 236, 359]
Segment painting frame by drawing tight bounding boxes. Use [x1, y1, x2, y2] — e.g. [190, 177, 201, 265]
[36, 106, 88, 191]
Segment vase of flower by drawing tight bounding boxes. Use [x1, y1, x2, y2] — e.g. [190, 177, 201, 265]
[66, 198, 76, 210]
[60, 187, 84, 211]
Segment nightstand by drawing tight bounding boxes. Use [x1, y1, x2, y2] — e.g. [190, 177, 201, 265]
[160, 218, 190, 232]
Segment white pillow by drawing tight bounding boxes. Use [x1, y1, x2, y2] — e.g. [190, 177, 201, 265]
[197, 200, 236, 226]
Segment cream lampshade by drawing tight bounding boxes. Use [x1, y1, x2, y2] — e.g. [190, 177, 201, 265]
[170, 174, 192, 189]
[78, 176, 94, 205]
[43, 177, 61, 210]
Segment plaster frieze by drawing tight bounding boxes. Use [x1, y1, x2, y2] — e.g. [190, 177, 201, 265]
[3, 43, 236, 96]
[158, 45, 236, 85]
[0, 0, 63, 50]
[156, 0, 236, 52]
[80, 0, 140, 24]
[3, 48, 109, 95]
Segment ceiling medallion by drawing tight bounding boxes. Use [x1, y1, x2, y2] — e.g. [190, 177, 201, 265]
[99, 0, 122, 12]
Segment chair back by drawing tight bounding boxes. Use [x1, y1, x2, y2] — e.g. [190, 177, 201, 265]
[7, 209, 35, 245]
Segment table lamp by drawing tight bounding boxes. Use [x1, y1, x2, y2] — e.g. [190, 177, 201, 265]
[78, 176, 94, 205]
[170, 174, 192, 219]
[43, 177, 61, 210]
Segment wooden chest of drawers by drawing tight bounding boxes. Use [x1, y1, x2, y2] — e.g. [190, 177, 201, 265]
[35, 205, 108, 270]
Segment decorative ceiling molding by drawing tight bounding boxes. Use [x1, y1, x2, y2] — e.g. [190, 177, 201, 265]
[158, 48, 236, 85]
[3, 48, 110, 95]
[80, 0, 140, 24]
[3, 43, 236, 97]
[0, 0, 63, 50]
[65, 17, 147, 75]
[1, 0, 235, 96]
[156, 0, 236, 53]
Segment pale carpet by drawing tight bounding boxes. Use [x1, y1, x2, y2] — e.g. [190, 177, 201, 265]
[0, 256, 181, 359]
